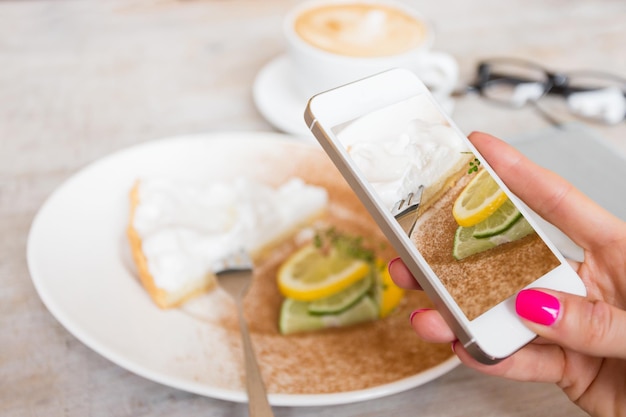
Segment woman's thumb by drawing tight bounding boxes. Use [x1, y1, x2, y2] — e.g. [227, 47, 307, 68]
[515, 288, 626, 359]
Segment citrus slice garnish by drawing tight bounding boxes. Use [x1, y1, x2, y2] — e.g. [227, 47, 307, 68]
[308, 274, 373, 315]
[452, 169, 508, 227]
[279, 296, 379, 335]
[472, 198, 522, 238]
[374, 261, 405, 318]
[452, 225, 496, 260]
[452, 215, 535, 260]
[277, 243, 370, 301]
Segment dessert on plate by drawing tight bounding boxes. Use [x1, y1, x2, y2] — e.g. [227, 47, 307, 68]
[121, 139, 454, 395]
[126, 174, 407, 331]
[127, 177, 328, 308]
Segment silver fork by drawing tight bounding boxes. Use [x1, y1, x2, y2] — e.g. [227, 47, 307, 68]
[390, 185, 425, 236]
[213, 249, 274, 417]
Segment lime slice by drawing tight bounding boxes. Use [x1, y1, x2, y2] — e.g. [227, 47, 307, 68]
[493, 215, 535, 243]
[277, 243, 370, 301]
[279, 298, 322, 335]
[452, 216, 535, 260]
[452, 226, 495, 261]
[472, 198, 522, 238]
[279, 296, 379, 335]
[452, 169, 508, 227]
[308, 274, 373, 315]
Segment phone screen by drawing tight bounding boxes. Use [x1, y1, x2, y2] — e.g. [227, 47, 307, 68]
[330, 93, 561, 321]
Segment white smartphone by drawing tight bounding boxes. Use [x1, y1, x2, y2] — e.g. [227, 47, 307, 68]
[304, 68, 586, 364]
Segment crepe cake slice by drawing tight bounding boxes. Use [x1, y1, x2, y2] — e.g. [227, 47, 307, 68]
[332, 93, 474, 218]
[339, 123, 473, 217]
[127, 177, 328, 309]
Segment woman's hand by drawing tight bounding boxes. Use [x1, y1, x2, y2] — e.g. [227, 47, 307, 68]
[389, 132, 626, 417]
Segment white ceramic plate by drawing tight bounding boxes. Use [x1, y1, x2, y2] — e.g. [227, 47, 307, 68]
[27, 132, 458, 406]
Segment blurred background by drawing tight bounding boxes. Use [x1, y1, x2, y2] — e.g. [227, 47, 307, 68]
[1, 1, 624, 416]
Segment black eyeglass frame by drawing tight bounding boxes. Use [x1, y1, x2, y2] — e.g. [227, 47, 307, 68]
[466, 57, 626, 111]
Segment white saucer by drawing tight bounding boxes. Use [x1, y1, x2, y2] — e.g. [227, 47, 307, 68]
[253, 55, 313, 138]
[253, 54, 456, 137]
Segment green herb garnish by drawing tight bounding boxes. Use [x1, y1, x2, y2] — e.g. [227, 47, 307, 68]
[313, 227, 376, 263]
[468, 158, 481, 174]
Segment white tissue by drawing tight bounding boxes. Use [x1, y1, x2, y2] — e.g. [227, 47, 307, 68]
[567, 87, 626, 124]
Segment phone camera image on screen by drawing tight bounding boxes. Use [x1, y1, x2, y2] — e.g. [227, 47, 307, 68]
[330, 93, 560, 321]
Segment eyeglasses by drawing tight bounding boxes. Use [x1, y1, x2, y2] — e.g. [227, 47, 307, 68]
[459, 58, 626, 125]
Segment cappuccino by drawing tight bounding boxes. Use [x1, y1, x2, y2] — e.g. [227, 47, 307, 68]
[284, 0, 457, 99]
[294, 3, 428, 57]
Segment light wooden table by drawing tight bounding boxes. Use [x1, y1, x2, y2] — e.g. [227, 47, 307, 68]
[1, 1, 624, 416]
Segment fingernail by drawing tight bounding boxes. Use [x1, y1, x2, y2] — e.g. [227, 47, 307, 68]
[409, 308, 431, 323]
[388, 257, 401, 271]
[451, 340, 458, 354]
[515, 289, 560, 326]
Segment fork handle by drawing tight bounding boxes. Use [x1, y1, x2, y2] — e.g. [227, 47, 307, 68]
[237, 306, 275, 417]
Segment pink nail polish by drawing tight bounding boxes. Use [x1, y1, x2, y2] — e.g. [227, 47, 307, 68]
[409, 308, 431, 323]
[515, 289, 560, 326]
[388, 257, 401, 270]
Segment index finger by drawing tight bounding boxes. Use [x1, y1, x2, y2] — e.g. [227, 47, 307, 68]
[388, 257, 422, 290]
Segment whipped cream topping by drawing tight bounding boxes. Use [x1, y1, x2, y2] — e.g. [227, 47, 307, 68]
[133, 177, 328, 292]
[337, 95, 468, 210]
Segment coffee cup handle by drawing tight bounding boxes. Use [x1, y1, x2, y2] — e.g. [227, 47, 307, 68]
[413, 51, 459, 97]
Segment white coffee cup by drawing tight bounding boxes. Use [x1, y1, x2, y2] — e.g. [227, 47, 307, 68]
[284, 0, 459, 101]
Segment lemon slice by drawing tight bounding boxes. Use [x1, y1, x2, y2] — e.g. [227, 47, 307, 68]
[279, 296, 379, 335]
[453, 169, 508, 227]
[277, 243, 370, 301]
[472, 198, 522, 238]
[374, 261, 405, 318]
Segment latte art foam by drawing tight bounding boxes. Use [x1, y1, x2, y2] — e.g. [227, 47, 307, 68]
[294, 3, 428, 57]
